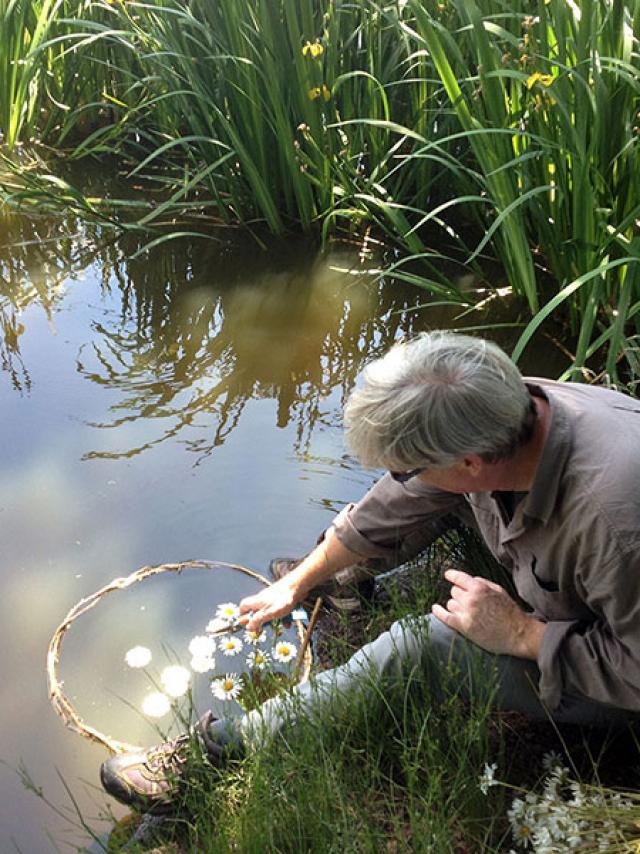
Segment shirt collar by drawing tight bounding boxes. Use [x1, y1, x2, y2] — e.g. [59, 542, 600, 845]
[521, 382, 572, 525]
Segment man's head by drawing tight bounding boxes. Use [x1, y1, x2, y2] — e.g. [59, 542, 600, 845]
[343, 331, 535, 474]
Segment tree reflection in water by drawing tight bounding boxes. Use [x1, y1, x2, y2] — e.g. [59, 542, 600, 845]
[0, 213, 453, 460]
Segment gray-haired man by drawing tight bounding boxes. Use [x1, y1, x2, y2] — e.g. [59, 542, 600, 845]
[101, 332, 640, 809]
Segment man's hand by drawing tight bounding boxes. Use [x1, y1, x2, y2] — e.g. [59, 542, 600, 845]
[239, 530, 364, 632]
[431, 569, 546, 660]
[239, 577, 299, 633]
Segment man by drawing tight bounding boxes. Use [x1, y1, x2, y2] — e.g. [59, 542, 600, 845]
[101, 331, 640, 809]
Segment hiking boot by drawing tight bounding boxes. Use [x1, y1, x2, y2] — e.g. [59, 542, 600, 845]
[100, 733, 192, 811]
[269, 557, 375, 613]
[100, 712, 242, 811]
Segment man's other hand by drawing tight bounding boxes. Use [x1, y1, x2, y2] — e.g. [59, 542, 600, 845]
[431, 568, 546, 660]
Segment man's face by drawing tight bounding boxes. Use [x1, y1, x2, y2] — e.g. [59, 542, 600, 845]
[415, 456, 487, 494]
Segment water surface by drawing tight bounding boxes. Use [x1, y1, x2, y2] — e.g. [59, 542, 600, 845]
[0, 209, 563, 850]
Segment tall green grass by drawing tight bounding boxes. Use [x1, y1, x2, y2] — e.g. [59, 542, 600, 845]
[402, 0, 640, 381]
[146, 545, 505, 853]
[2, 0, 640, 382]
[180, 667, 500, 852]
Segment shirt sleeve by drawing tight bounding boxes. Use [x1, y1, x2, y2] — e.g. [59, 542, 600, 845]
[537, 534, 640, 711]
[332, 472, 468, 561]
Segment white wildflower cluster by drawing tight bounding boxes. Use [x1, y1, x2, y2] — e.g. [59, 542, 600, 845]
[506, 754, 633, 852]
[129, 599, 301, 719]
[202, 601, 299, 701]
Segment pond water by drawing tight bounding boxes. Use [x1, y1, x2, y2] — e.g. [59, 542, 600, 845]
[0, 208, 564, 851]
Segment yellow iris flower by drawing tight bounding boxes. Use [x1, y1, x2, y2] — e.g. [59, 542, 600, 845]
[302, 40, 324, 59]
[308, 85, 331, 102]
[526, 72, 554, 89]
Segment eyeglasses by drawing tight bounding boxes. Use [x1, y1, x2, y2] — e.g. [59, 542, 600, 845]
[389, 468, 426, 483]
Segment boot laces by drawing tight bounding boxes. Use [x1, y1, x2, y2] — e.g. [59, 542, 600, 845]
[147, 734, 190, 774]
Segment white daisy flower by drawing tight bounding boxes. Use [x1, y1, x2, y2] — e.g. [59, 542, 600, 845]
[160, 665, 191, 698]
[246, 649, 271, 670]
[210, 674, 241, 701]
[273, 640, 297, 663]
[189, 635, 216, 658]
[215, 602, 240, 623]
[142, 691, 171, 718]
[478, 762, 498, 795]
[124, 646, 152, 668]
[221, 636, 243, 656]
[190, 655, 216, 674]
[541, 750, 563, 773]
[243, 629, 267, 645]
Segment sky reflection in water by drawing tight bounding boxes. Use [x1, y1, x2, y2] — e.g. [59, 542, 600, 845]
[0, 211, 450, 851]
[0, 210, 563, 851]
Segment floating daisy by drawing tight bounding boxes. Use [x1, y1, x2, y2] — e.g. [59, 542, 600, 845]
[221, 636, 243, 657]
[215, 602, 240, 623]
[244, 629, 267, 645]
[246, 649, 271, 670]
[142, 691, 171, 718]
[124, 646, 152, 668]
[273, 640, 297, 663]
[211, 674, 241, 701]
[190, 655, 216, 674]
[160, 665, 191, 698]
[188, 635, 216, 657]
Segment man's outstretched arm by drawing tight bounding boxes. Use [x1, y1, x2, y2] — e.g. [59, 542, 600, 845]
[239, 530, 365, 632]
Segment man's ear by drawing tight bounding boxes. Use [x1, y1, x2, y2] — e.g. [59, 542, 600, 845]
[460, 455, 484, 477]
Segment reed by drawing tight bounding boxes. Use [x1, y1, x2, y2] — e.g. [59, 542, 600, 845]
[2, 0, 640, 382]
[404, 0, 640, 381]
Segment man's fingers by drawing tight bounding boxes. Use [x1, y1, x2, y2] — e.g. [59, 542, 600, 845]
[474, 576, 505, 593]
[432, 602, 460, 631]
[239, 596, 261, 615]
[443, 568, 474, 588]
[449, 585, 467, 602]
[245, 609, 268, 632]
[431, 602, 448, 622]
[445, 569, 506, 597]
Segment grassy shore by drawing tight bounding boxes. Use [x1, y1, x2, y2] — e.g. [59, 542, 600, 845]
[102, 534, 640, 853]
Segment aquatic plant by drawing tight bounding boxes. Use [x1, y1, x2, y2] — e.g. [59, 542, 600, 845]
[408, 0, 640, 382]
[2, 0, 640, 382]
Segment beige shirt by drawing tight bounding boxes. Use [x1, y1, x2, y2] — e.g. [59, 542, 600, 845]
[333, 379, 640, 711]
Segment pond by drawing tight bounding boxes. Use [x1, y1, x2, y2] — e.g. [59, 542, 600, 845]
[0, 208, 564, 851]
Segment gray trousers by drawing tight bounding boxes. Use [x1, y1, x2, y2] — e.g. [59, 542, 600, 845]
[218, 510, 635, 749]
[237, 614, 633, 749]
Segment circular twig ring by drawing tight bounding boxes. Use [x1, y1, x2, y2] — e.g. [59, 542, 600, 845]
[47, 560, 312, 755]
